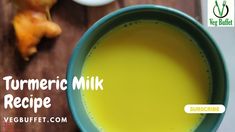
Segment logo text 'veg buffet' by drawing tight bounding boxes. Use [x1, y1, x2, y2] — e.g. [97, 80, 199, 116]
[208, 0, 234, 27]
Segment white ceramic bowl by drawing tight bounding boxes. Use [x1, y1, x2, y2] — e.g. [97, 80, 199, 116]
[73, 0, 114, 6]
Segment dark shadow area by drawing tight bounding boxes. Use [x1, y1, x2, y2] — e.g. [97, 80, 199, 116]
[52, 0, 88, 27]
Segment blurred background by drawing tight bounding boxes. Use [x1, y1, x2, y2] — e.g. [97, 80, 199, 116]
[0, 0, 234, 131]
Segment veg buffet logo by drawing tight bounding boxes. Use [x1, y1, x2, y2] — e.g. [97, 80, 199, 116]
[208, 0, 234, 27]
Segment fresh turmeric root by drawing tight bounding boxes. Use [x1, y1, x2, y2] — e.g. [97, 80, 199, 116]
[12, 0, 61, 60]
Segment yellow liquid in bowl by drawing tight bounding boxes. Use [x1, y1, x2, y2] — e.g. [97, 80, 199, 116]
[81, 20, 211, 132]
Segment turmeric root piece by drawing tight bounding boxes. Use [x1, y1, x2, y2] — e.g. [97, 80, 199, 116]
[14, 0, 57, 12]
[13, 0, 57, 19]
[12, 0, 61, 60]
[13, 10, 61, 60]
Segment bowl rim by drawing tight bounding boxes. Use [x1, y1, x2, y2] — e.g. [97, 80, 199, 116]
[66, 4, 229, 132]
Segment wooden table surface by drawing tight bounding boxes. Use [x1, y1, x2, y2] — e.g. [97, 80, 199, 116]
[0, 0, 201, 131]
